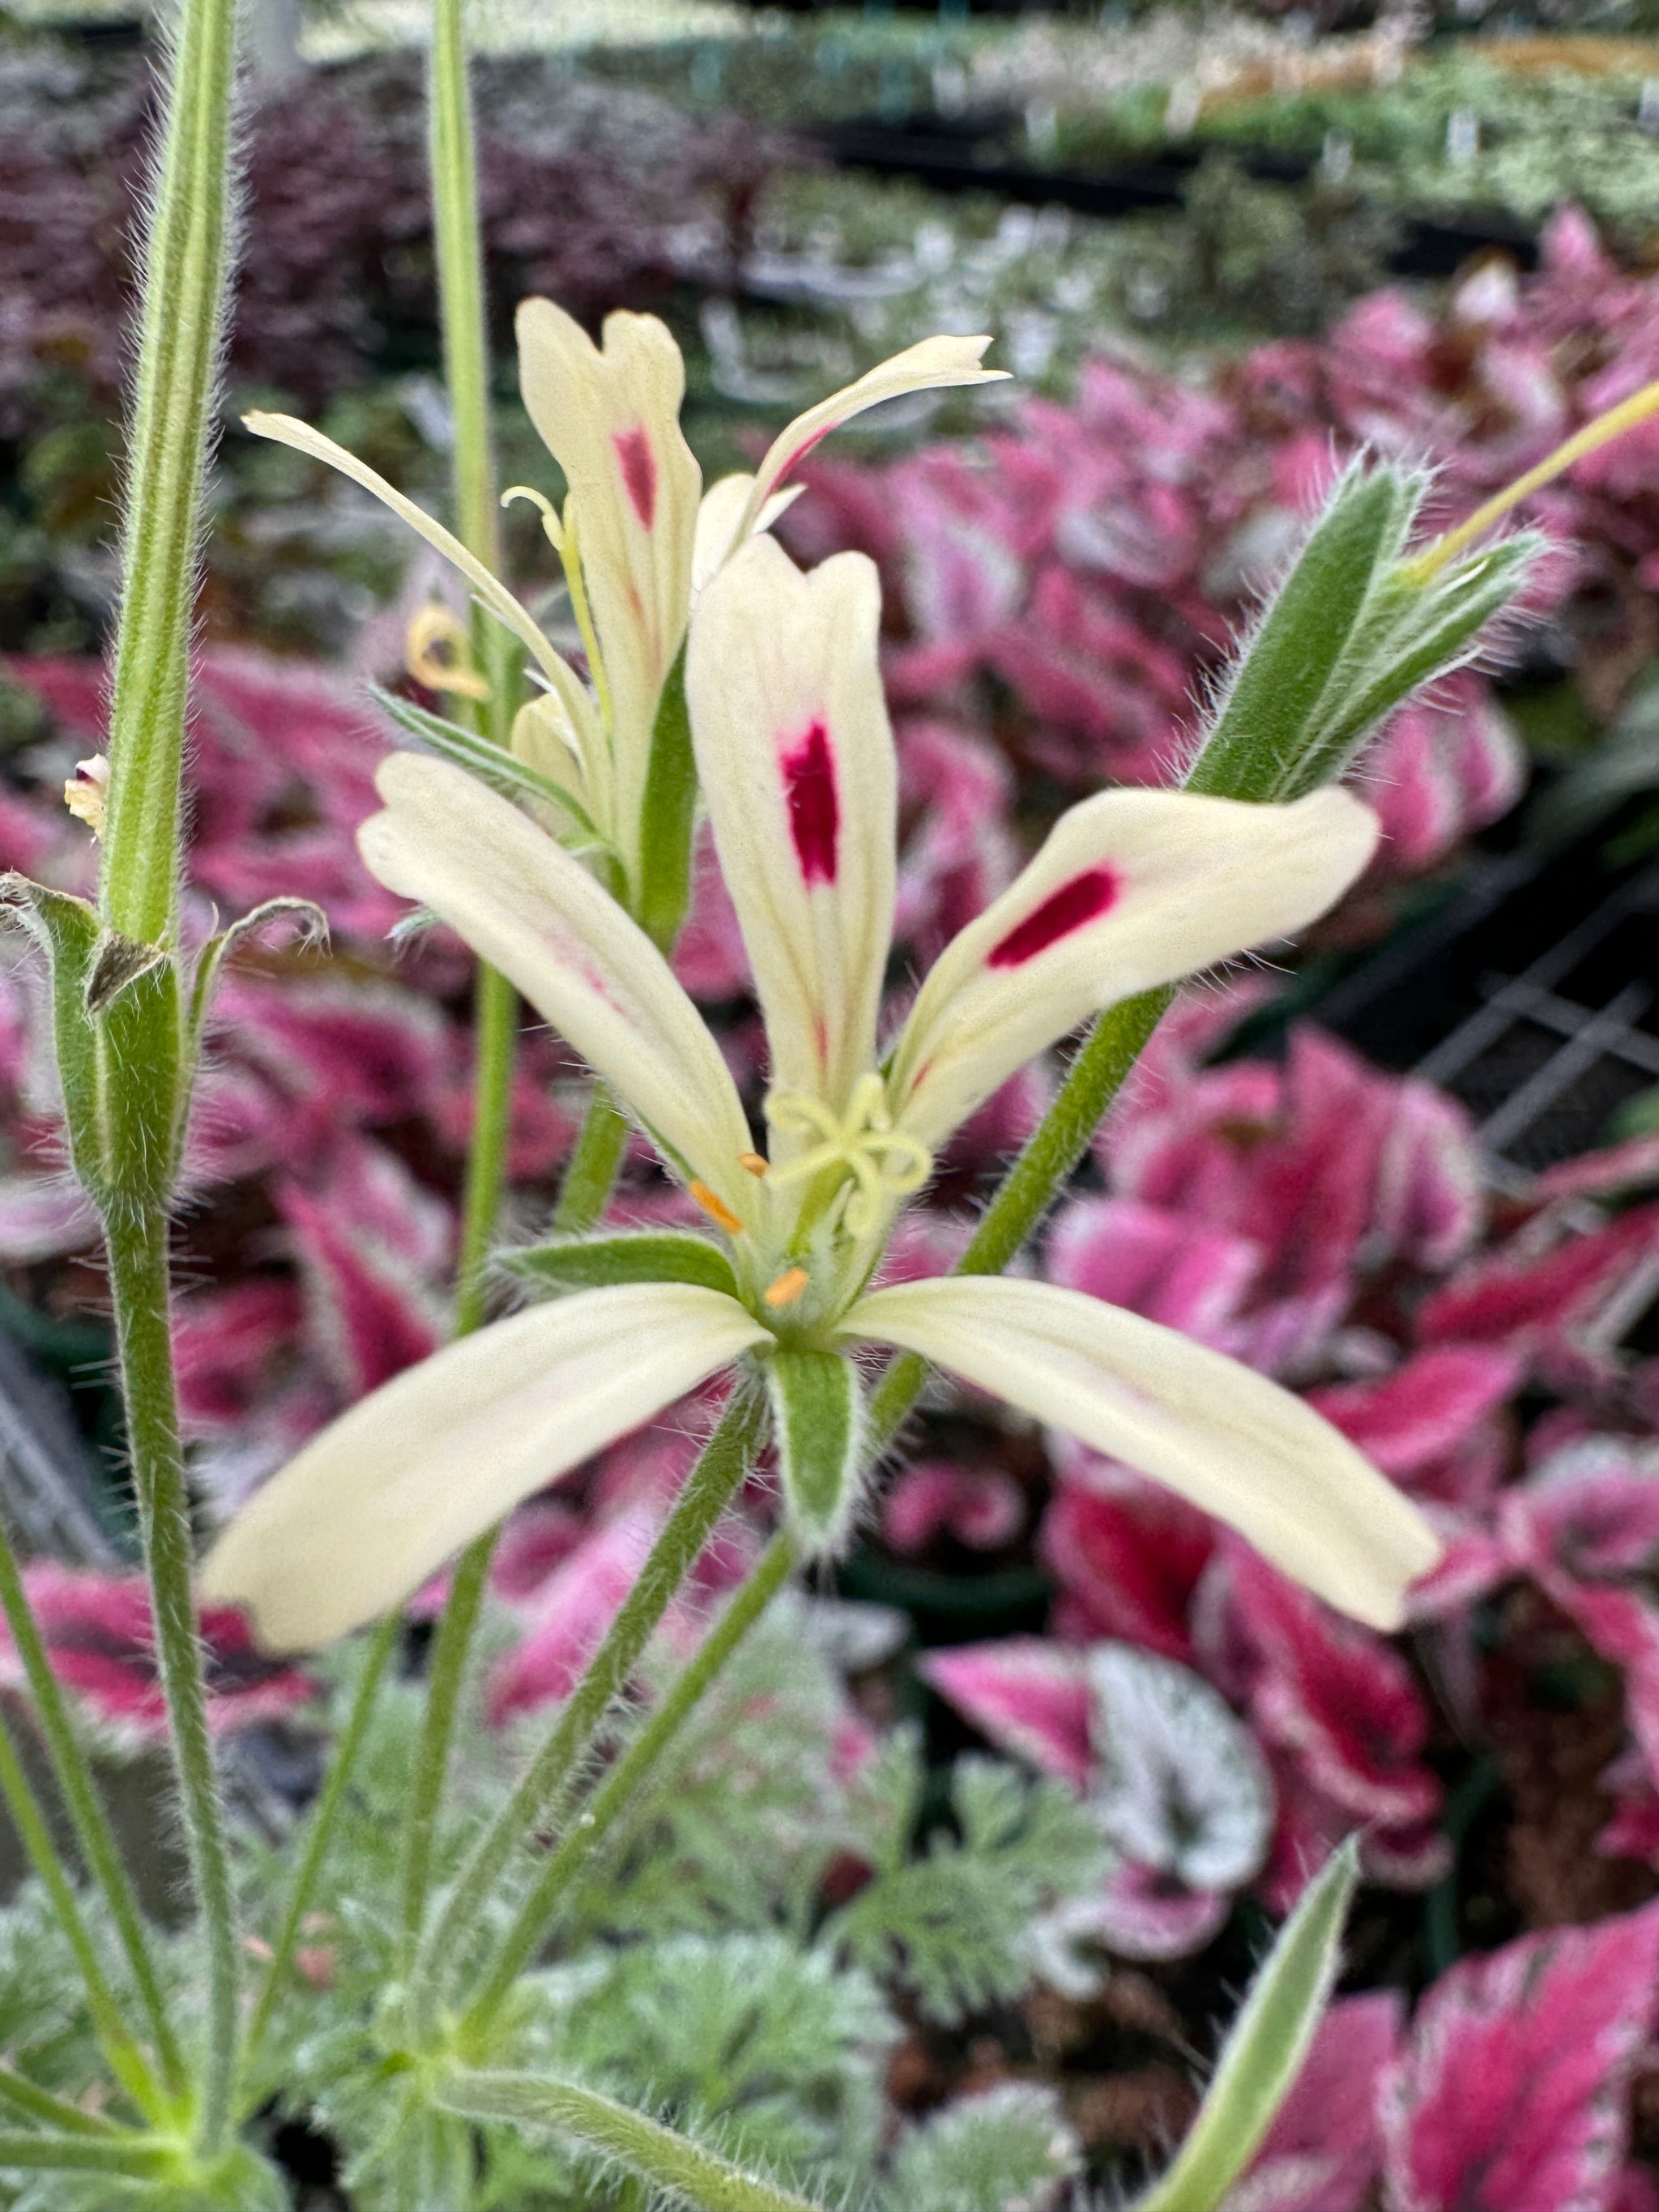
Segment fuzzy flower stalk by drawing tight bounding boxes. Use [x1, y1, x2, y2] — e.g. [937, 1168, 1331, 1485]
[203, 523, 1440, 1653]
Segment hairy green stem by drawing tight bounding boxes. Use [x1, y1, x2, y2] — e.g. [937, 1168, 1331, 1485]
[247, 1613, 401, 2071]
[0, 2133, 177, 2179]
[412, 1392, 761, 2031]
[437, 2069, 825, 2212]
[0, 2069, 122, 2136]
[0, 1515, 181, 2097]
[102, 1204, 238, 2155]
[398, 0, 522, 1984]
[468, 1531, 795, 2026]
[99, 0, 239, 945]
[868, 987, 1171, 1447]
[0, 1706, 157, 2116]
[399, 1532, 493, 1982]
[551, 1084, 630, 1235]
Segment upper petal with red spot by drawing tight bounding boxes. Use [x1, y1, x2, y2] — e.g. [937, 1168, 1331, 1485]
[888, 786, 1379, 1152]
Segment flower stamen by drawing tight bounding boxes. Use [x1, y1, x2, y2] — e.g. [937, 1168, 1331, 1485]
[763, 1267, 810, 1309]
[765, 1073, 932, 1238]
[689, 1181, 742, 1234]
[406, 603, 490, 701]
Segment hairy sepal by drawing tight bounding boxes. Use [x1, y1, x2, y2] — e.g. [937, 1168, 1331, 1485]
[1129, 1837, 1359, 2212]
[1188, 462, 1537, 807]
[499, 1229, 740, 1302]
[1189, 463, 1413, 806]
[767, 1347, 865, 1557]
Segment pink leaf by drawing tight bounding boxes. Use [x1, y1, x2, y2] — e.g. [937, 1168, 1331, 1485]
[1380, 1903, 1659, 2212]
[919, 1639, 1091, 1788]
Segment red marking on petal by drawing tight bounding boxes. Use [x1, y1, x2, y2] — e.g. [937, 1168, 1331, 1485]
[774, 424, 830, 488]
[987, 867, 1119, 968]
[782, 718, 839, 886]
[612, 426, 658, 530]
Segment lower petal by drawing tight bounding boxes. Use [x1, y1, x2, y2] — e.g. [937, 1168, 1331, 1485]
[200, 1283, 768, 1652]
[844, 1276, 1440, 1630]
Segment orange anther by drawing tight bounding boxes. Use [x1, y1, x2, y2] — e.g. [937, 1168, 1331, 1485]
[739, 1151, 770, 1178]
[689, 1180, 742, 1234]
[763, 1267, 810, 1310]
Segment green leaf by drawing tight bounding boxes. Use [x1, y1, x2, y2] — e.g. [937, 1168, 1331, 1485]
[883, 2082, 1080, 2212]
[766, 1349, 864, 1556]
[369, 684, 608, 850]
[1187, 462, 1413, 804]
[825, 1752, 1109, 2026]
[635, 642, 697, 953]
[1128, 1836, 1360, 2212]
[498, 1230, 740, 1302]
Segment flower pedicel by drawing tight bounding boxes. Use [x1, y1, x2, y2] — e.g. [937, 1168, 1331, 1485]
[203, 530, 1439, 1653]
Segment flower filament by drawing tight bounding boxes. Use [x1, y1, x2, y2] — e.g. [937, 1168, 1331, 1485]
[765, 1073, 931, 1240]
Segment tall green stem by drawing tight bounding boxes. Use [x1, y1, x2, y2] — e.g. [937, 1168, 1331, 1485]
[0, 1518, 182, 2099]
[100, 0, 239, 945]
[437, 2069, 825, 2212]
[0, 1705, 157, 2116]
[246, 1613, 401, 2073]
[102, 1204, 238, 2155]
[551, 1084, 629, 1235]
[468, 1531, 794, 2027]
[412, 1393, 761, 2033]
[398, 0, 522, 1979]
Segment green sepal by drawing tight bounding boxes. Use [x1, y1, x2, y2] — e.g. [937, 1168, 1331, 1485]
[766, 1346, 864, 1557]
[634, 641, 697, 953]
[369, 684, 609, 850]
[1128, 1836, 1359, 2212]
[1324, 534, 1541, 765]
[1188, 462, 1413, 804]
[0, 876, 108, 1194]
[1188, 461, 1538, 808]
[498, 1230, 740, 1302]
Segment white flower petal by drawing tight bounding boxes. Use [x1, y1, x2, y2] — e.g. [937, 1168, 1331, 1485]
[200, 1283, 767, 1651]
[516, 301, 702, 877]
[889, 786, 1379, 1150]
[844, 1276, 1440, 1630]
[359, 754, 756, 1217]
[686, 535, 896, 1117]
[736, 335, 1008, 545]
[692, 473, 804, 599]
[244, 411, 576, 697]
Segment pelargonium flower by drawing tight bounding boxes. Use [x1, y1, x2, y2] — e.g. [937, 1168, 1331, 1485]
[202, 532, 1439, 1654]
[245, 306, 1004, 917]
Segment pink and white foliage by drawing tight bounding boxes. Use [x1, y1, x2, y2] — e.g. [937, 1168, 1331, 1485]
[790, 210, 1659, 879]
[1215, 1545, 1445, 1903]
[1378, 1903, 1659, 2212]
[882, 1460, 1026, 1556]
[0, 1564, 315, 1741]
[921, 1635, 1273, 1958]
[1089, 1025, 1484, 1381]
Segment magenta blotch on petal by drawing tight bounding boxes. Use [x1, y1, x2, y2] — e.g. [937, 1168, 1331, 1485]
[987, 867, 1119, 969]
[781, 718, 840, 886]
[613, 425, 659, 530]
